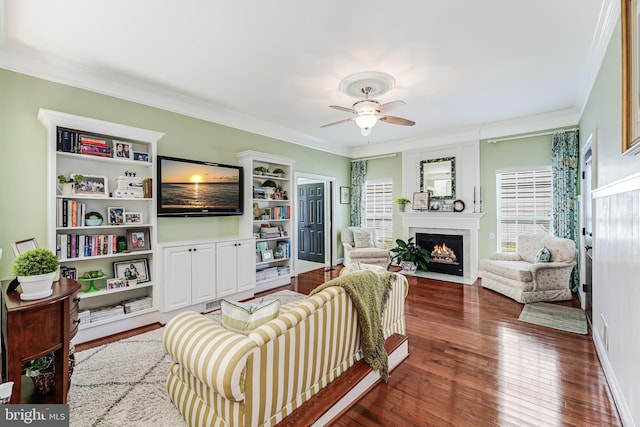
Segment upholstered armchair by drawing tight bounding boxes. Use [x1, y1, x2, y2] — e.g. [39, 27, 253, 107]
[341, 227, 390, 268]
[480, 234, 578, 303]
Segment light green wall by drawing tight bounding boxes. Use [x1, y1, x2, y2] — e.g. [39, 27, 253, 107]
[0, 69, 351, 279]
[478, 134, 552, 261]
[581, 20, 640, 186]
[361, 154, 403, 240]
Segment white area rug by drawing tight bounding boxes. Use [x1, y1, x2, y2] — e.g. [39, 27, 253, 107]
[68, 290, 304, 426]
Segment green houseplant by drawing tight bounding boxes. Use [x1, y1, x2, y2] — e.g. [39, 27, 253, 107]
[12, 248, 59, 300]
[254, 166, 268, 175]
[393, 197, 412, 212]
[57, 173, 83, 196]
[387, 237, 430, 272]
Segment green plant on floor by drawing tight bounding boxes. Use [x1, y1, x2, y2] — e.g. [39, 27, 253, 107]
[22, 353, 54, 377]
[387, 237, 430, 271]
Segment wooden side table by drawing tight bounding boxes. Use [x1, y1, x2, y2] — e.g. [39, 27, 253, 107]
[1, 278, 80, 404]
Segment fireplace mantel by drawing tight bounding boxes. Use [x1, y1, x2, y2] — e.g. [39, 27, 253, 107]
[400, 211, 484, 284]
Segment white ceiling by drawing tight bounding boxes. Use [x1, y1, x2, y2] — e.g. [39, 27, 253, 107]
[0, 0, 616, 157]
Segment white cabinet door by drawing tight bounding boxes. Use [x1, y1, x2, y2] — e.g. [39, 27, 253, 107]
[190, 243, 216, 304]
[163, 246, 192, 311]
[237, 238, 256, 292]
[216, 240, 239, 298]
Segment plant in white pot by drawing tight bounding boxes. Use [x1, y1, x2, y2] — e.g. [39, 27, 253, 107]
[393, 197, 412, 212]
[12, 248, 59, 300]
[57, 173, 83, 196]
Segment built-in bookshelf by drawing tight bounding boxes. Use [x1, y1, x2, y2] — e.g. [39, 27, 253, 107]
[237, 151, 295, 292]
[39, 109, 164, 343]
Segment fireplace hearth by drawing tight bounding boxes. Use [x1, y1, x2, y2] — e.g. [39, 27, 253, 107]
[416, 233, 463, 277]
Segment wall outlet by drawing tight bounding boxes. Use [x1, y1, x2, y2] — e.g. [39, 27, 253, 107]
[489, 232, 495, 240]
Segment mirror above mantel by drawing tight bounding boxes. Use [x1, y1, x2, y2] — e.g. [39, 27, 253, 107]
[420, 156, 456, 200]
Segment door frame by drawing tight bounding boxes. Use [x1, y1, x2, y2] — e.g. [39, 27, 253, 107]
[293, 172, 337, 275]
[579, 130, 596, 310]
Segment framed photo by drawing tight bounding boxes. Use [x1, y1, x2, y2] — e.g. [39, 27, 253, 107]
[261, 249, 274, 262]
[113, 258, 150, 283]
[622, 0, 640, 155]
[412, 192, 430, 211]
[112, 140, 133, 159]
[127, 229, 150, 251]
[133, 151, 149, 162]
[106, 278, 127, 290]
[72, 174, 108, 197]
[108, 207, 125, 225]
[124, 212, 143, 224]
[340, 186, 351, 204]
[11, 237, 38, 256]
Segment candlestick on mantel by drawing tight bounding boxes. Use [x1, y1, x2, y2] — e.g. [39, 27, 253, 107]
[473, 186, 477, 213]
[479, 185, 483, 213]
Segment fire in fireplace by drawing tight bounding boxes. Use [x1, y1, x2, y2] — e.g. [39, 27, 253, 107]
[415, 233, 463, 276]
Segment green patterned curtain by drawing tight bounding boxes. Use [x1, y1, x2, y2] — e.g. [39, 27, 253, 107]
[551, 129, 579, 292]
[350, 160, 367, 226]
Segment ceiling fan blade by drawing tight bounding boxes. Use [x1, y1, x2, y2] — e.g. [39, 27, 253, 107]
[329, 105, 357, 114]
[378, 100, 405, 113]
[379, 115, 416, 126]
[320, 117, 354, 128]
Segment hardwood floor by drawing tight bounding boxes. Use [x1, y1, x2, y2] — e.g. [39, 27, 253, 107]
[285, 268, 621, 426]
[79, 267, 621, 426]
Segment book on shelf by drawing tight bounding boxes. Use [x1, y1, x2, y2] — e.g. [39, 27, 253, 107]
[56, 126, 113, 155]
[57, 233, 119, 260]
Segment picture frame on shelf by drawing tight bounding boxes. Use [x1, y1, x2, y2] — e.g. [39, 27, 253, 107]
[127, 229, 149, 251]
[261, 249, 274, 262]
[106, 278, 127, 290]
[133, 151, 149, 162]
[113, 258, 150, 283]
[11, 237, 38, 256]
[108, 207, 125, 225]
[112, 140, 132, 159]
[340, 186, 350, 204]
[412, 192, 430, 211]
[124, 212, 143, 224]
[72, 174, 108, 197]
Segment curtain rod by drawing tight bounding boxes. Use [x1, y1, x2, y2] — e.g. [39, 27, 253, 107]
[486, 127, 579, 144]
[351, 153, 397, 162]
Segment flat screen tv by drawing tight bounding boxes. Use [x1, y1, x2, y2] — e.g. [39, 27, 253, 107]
[157, 155, 243, 217]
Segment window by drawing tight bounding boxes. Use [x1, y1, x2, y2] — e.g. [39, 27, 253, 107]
[364, 179, 393, 245]
[496, 167, 552, 252]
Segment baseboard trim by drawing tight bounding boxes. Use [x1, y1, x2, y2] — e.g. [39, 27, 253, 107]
[276, 334, 409, 426]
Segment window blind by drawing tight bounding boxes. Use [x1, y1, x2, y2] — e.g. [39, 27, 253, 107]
[364, 179, 393, 244]
[496, 168, 552, 252]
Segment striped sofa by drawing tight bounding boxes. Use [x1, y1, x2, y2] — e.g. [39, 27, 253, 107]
[162, 272, 408, 427]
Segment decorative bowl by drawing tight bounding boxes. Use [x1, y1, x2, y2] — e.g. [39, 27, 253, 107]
[85, 218, 102, 226]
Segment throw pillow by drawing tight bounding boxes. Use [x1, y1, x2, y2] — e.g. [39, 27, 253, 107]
[353, 228, 374, 248]
[221, 298, 280, 334]
[535, 246, 551, 263]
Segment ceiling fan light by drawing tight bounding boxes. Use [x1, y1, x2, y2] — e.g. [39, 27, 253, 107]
[355, 113, 378, 130]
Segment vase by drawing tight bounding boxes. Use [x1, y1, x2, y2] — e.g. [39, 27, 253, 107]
[398, 204, 407, 212]
[57, 182, 73, 196]
[400, 261, 417, 274]
[17, 272, 56, 300]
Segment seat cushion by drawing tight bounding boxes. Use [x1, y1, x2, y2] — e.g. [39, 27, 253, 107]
[479, 259, 533, 282]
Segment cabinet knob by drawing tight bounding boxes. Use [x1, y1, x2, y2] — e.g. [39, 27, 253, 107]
[188, 248, 192, 252]
[73, 297, 81, 303]
[74, 319, 81, 324]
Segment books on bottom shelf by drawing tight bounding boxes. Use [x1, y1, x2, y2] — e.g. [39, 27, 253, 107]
[256, 267, 278, 281]
[85, 296, 153, 323]
[277, 266, 290, 276]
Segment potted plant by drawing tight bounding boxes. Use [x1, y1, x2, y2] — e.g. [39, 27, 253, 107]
[262, 179, 278, 195]
[272, 168, 286, 177]
[393, 197, 412, 212]
[12, 248, 59, 300]
[22, 344, 75, 395]
[254, 166, 268, 175]
[57, 173, 83, 195]
[387, 237, 430, 273]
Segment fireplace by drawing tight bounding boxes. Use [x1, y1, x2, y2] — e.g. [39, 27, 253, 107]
[416, 233, 464, 277]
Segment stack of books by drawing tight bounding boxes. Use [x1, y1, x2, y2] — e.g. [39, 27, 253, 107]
[78, 310, 91, 325]
[114, 175, 144, 198]
[122, 296, 153, 314]
[90, 304, 124, 323]
[78, 134, 111, 157]
[277, 266, 290, 276]
[260, 226, 282, 239]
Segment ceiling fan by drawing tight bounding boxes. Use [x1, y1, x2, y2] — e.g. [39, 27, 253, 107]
[321, 86, 416, 136]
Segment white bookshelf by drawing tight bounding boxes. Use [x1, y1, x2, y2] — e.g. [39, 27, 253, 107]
[39, 109, 164, 343]
[237, 151, 295, 292]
